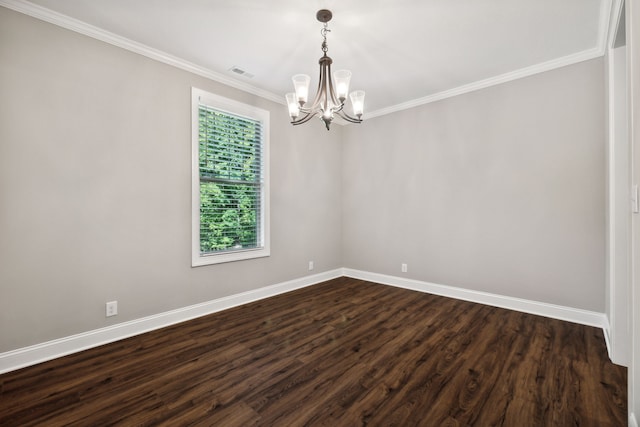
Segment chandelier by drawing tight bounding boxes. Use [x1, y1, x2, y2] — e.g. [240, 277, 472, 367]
[285, 9, 365, 131]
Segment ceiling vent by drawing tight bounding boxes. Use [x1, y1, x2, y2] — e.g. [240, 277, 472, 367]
[229, 66, 254, 79]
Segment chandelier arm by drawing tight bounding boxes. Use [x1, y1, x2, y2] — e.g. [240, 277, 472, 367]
[335, 110, 363, 123]
[322, 64, 331, 115]
[291, 110, 320, 126]
[304, 61, 326, 113]
[326, 62, 343, 109]
[332, 103, 345, 113]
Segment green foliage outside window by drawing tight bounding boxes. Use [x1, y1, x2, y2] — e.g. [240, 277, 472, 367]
[199, 106, 262, 253]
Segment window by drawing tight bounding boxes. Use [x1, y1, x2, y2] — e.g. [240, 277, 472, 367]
[192, 88, 270, 266]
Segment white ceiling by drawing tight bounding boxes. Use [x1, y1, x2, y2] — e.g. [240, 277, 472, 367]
[6, 0, 609, 117]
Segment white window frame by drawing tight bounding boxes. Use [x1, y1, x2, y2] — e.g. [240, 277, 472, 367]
[191, 87, 270, 266]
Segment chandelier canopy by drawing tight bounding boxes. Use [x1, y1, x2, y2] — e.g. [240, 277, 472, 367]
[285, 9, 365, 131]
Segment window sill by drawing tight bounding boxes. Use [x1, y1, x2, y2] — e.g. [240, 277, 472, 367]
[191, 247, 270, 267]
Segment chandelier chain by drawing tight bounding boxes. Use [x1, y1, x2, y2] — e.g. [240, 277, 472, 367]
[321, 24, 330, 54]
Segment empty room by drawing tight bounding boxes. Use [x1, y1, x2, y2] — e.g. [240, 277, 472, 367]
[1, 0, 639, 425]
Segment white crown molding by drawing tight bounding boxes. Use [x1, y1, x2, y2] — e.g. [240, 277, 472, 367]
[365, 47, 604, 119]
[342, 268, 608, 329]
[606, 0, 625, 49]
[366, 0, 614, 119]
[599, 0, 615, 51]
[0, 269, 343, 375]
[1, 0, 614, 122]
[0, 0, 285, 106]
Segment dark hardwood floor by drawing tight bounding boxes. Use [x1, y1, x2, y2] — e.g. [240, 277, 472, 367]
[0, 277, 627, 426]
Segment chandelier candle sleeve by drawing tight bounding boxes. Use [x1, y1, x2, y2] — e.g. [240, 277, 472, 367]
[285, 9, 365, 130]
[333, 70, 352, 101]
[292, 74, 310, 106]
[285, 93, 299, 118]
[350, 90, 365, 117]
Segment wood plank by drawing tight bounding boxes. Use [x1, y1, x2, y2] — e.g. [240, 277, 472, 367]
[0, 278, 627, 426]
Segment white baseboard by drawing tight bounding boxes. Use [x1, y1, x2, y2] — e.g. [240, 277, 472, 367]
[0, 269, 342, 375]
[343, 269, 608, 329]
[630, 413, 638, 427]
[602, 319, 614, 361]
[0, 267, 610, 375]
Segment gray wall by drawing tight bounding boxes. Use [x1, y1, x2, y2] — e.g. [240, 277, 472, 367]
[342, 58, 606, 311]
[0, 6, 608, 354]
[0, 8, 343, 352]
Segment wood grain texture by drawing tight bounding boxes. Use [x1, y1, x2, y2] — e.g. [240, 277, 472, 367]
[0, 277, 627, 426]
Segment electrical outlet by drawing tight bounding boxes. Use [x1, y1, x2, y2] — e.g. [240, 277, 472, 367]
[106, 301, 118, 317]
[401, 263, 408, 273]
[309, 260, 314, 271]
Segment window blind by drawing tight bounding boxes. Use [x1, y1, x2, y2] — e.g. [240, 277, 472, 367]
[198, 105, 263, 254]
